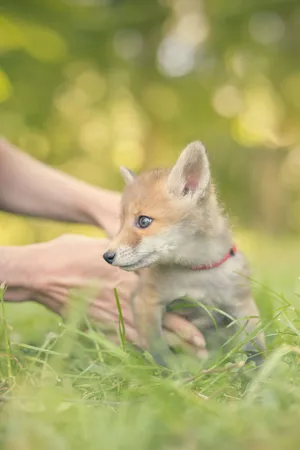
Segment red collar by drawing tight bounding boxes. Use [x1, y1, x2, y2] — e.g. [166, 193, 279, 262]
[191, 244, 237, 271]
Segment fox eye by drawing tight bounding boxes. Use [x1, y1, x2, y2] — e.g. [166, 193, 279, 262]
[136, 215, 153, 229]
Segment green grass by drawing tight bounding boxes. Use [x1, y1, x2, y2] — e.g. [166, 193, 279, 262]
[1, 232, 300, 450]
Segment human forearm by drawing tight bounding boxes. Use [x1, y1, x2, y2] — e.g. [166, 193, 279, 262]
[0, 139, 121, 236]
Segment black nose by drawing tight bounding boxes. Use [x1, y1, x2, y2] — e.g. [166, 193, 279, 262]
[103, 251, 116, 265]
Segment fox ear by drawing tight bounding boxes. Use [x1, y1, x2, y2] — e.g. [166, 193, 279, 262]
[120, 166, 135, 185]
[167, 141, 210, 198]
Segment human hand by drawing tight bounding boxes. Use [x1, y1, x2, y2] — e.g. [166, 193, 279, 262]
[88, 189, 122, 237]
[27, 234, 207, 356]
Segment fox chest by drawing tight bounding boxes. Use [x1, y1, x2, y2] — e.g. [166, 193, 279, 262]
[156, 268, 238, 328]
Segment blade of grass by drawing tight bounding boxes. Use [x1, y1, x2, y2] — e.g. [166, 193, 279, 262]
[114, 288, 126, 351]
[245, 345, 295, 403]
[0, 283, 13, 387]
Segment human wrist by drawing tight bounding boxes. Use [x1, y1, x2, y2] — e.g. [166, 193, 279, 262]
[79, 186, 121, 236]
[0, 244, 40, 301]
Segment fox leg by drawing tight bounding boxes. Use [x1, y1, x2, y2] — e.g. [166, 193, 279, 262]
[131, 282, 172, 367]
[227, 297, 265, 365]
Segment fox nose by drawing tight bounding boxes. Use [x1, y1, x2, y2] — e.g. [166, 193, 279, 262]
[103, 251, 116, 265]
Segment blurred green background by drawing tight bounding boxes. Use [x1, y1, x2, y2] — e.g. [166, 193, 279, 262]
[0, 0, 299, 338]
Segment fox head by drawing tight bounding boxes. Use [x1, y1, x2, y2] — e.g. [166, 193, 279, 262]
[103, 141, 219, 271]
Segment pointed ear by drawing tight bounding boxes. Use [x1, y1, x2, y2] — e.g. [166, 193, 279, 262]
[167, 141, 210, 198]
[120, 166, 135, 185]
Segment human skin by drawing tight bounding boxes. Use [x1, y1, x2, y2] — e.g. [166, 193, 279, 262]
[0, 139, 206, 355]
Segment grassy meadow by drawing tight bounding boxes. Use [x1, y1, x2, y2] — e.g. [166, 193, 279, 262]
[1, 230, 300, 450]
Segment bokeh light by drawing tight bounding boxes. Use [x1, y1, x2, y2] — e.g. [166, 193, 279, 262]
[0, 0, 299, 244]
[249, 11, 285, 45]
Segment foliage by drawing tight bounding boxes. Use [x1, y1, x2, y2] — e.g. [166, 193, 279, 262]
[0, 0, 300, 238]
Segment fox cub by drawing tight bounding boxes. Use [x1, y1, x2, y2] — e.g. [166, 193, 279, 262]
[103, 141, 265, 366]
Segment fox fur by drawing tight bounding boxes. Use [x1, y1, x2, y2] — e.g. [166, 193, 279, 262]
[104, 141, 265, 366]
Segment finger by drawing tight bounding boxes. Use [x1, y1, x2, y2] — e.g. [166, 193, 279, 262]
[124, 326, 139, 346]
[94, 325, 139, 346]
[163, 313, 206, 349]
[88, 305, 140, 344]
[163, 330, 208, 359]
[36, 294, 65, 317]
[93, 268, 137, 292]
[89, 303, 136, 332]
[108, 325, 140, 346]
[92, 298, 134, 327]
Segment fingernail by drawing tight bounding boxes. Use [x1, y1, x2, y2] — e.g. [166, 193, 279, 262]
[193, 335, 206, 348]
[197, 349, 208, 359]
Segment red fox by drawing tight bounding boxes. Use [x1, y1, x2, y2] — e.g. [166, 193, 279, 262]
[103, 141, 265, 366]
